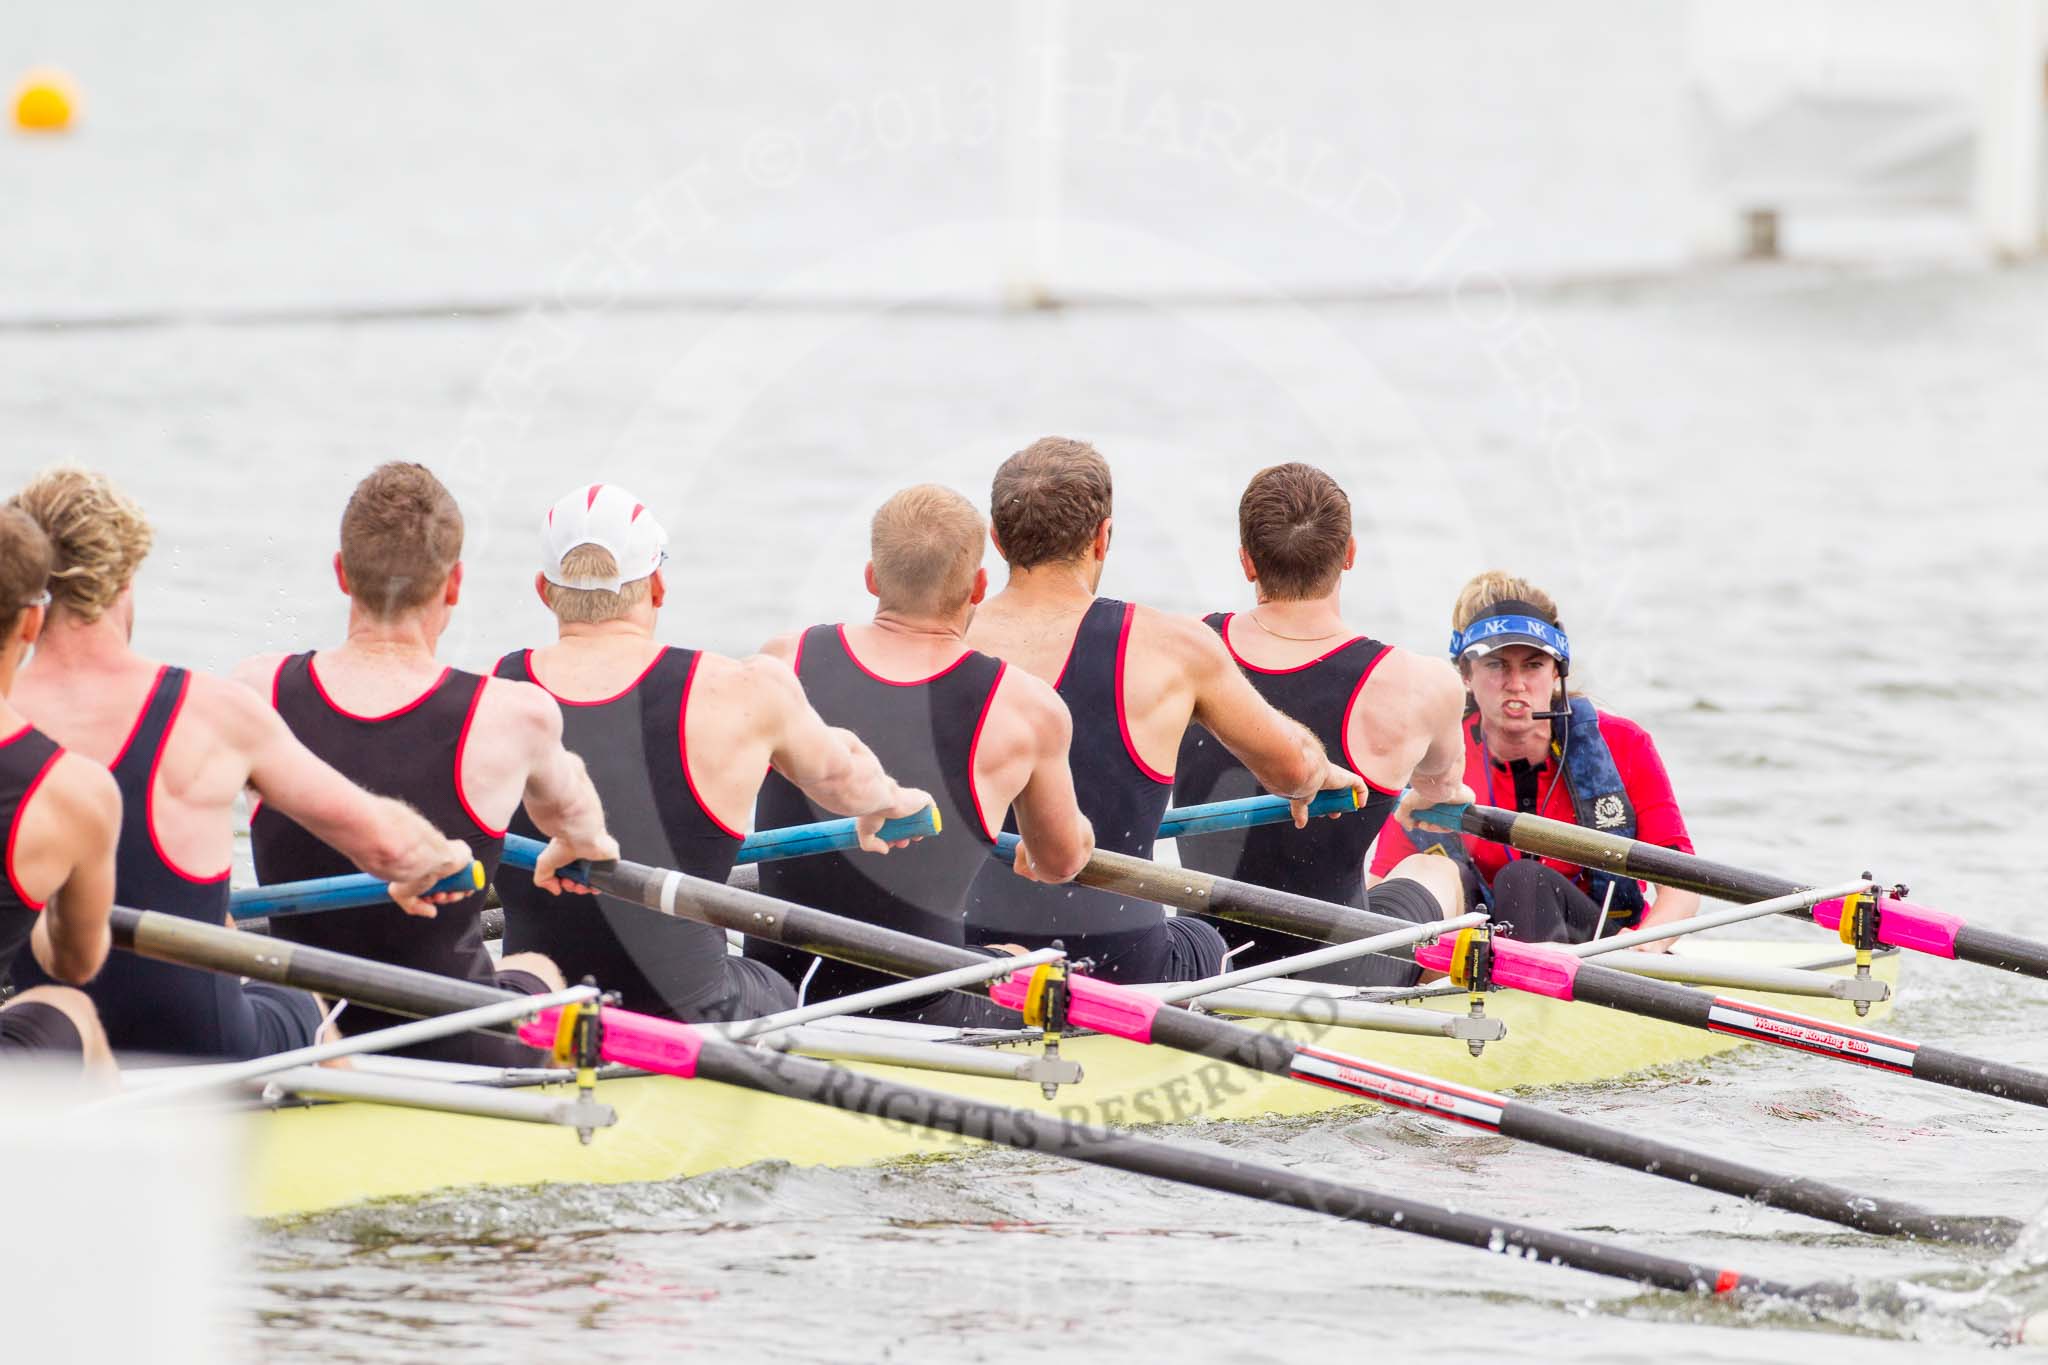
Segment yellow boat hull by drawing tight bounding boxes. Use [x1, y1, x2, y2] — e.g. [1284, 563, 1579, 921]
[248, 942, 1899, 1219]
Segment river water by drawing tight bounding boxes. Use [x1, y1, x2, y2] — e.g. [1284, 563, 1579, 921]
[6, 4, 2047, 1360]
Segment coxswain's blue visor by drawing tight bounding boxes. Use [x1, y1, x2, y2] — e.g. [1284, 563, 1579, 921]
[1448, 610, 1570, 664]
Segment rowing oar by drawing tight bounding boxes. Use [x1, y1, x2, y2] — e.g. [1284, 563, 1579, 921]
[103, 904, 1873, 1307]
[999, 834, 2048, 1128]
[1440, 802, 2048, 982]
[227, 860, 487, 921]
[501, 836, 2011, 1246]
[224, 791, 1349, 923]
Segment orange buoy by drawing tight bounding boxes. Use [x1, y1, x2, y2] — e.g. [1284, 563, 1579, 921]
[14, 71, 76, 133]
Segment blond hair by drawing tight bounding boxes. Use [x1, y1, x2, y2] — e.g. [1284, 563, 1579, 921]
[9, 467, 154, 623]
[1450, 571, 1563, 633]
[540, 543, 654, 624]
[870, 485, 983, 616]
[1449, 568, 1556, 634]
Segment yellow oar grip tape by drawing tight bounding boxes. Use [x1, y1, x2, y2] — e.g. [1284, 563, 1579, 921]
[1447, 927, 1480, 989]
[463, 860, 485, 892]
[929, 808, 942, 835]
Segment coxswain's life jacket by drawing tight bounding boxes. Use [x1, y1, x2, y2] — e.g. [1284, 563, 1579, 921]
[1413, 697, 1646, 927]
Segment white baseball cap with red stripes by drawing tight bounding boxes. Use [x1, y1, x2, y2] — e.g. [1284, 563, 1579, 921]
[540, 483, 669, 592]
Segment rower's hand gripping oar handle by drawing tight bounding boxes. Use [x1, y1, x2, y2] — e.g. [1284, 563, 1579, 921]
[734, 804, 943, 866]
[987, 788, 1363, 867]
[228, 859, 486, 921]
[501, 806, 942, 892]
[1157, 787, 1360, 840]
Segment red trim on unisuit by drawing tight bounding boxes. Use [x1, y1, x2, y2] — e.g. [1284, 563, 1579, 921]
[966, 662, 1008, 840]
[146, 672, 231, 884]
[4, 746, 65, 911]
[108, 664, 169, 772]
[1050, 616, 1084, 692]
[1219, 613, 1366, 675]
[1114, 603, 1173, 784]
[526, 646, 667, 708]
[678, 650, 744, 840]
[835, 624, 974, 687]
[1339, 644, 1402, 796]
[453, 676, 508, 838]
[307, 656, 452, 722]
[267, 654, 290, 710]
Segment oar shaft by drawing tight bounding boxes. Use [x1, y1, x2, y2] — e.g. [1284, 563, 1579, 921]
[515, 837, 2013, 1246]
[688, 1035, 1790, 1299]
[1461, 805, 2048, 983]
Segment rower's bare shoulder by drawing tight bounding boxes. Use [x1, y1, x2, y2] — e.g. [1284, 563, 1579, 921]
[723, 651, 805, 708]
[39, 751, 121, 834]
[183, 668, 284, 743]
[471, 675, 564, 755]
[1129, 604, 1231, 678]
[756, 630, 804, 665]
[992, 664, 1071, 748]
[227, 651, 290, 697]
[1367, 648, 1462, 718]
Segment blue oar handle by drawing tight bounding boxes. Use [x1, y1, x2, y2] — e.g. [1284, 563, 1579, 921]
[1158, 787, 1360, 841]
[228, 859, 486, 921]
[734, 804, 943, 866]
[988, 788, 1362, 866]
[1411, 800, 1473, 833]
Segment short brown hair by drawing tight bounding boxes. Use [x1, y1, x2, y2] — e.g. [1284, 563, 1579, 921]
[869, 485, 983, 615]
[540, 544, 653, 625]
[339, 463, 464, 619]
[0, 507, 53, 644]
[989, 437, 1112, 570]
[1238, 463, 1352, 599]
[9, 467, 153, 623]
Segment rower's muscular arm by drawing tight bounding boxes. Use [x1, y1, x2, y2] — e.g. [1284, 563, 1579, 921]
[497, 682, 618, 894]
[1172, 615, 1365, 828]
[747, 656, 931, 855]
[22, 756, 119, 985]
[227, 681, 471, 916]
[998, 673, 1093, 884]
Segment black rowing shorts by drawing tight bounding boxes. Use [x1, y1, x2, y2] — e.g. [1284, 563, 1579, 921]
[0, 1000, 84, 1058]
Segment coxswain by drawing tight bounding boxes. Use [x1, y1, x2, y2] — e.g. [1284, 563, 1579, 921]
[963, 438, 1367, 983]
[235, 463, 619, 1065]
[8, 468, 472, 1061]
[1173, 462, 1471, 986]
[493, 483, 931, 1022]
[0, 507, 118, 1074]
[750, 485, 1095, 1025]
[1373, 571, 1699, 947]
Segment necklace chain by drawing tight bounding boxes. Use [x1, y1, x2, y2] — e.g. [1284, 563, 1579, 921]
[1246, 611, 1346, 644]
